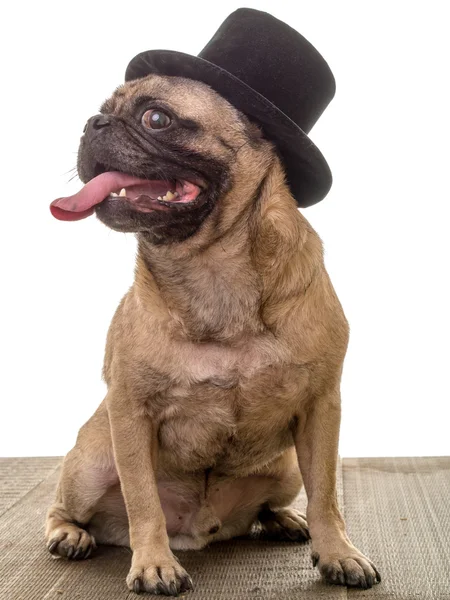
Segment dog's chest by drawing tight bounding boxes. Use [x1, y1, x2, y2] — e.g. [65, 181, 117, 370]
[156, 346, 308, 474]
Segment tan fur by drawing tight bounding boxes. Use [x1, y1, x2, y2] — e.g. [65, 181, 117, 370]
[46, 75, 380, 594]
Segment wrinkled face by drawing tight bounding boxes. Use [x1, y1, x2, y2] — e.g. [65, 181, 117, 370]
[76, 75, 263, 243]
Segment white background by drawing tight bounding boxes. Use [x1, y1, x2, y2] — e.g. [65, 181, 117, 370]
[1, 1, 449, 458]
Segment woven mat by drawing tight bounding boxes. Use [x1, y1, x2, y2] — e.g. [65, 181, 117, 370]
[343, 457, 450, 600]
[0, 457, 449, 599]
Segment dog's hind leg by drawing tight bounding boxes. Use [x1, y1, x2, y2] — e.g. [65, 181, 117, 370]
[45, 400, 118, 559]
[88, 483, 130, 546]
[202, 447, 308, 546]
[254, 447, 310, 542]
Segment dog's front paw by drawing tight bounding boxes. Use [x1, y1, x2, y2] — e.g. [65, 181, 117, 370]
[312, 545, 381, 589]
[127, 551, 194, 596]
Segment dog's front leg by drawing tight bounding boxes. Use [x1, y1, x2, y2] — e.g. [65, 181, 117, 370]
[107, 388, 193, 596]
[295, 385, 381, 589]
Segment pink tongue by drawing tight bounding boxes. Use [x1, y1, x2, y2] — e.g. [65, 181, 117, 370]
[50, 172, 169, 221]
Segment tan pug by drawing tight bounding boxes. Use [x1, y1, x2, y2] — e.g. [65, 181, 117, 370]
[46, 75, 380, 595]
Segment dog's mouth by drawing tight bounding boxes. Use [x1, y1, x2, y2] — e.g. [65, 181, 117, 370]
[50, 170, 205, 222]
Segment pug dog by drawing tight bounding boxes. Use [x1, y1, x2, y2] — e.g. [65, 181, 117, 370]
[46, 74, 380, 595]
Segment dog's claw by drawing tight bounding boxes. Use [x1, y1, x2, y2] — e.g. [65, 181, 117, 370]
[168, 581, 179, 596]
[180, 575, 194, 592]
[373, 563, 382, 583]
[48, 540, 59, 553]
[156, 581, 167, 595]
[133, 578, 141, 594]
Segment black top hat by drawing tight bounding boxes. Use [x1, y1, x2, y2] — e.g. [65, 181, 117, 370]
[125, 8, 335, 208]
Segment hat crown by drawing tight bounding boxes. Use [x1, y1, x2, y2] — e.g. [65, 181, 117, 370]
[198, 9, 335, 134]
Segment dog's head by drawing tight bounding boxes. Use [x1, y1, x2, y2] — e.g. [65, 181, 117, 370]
[71, 75, 274, 244]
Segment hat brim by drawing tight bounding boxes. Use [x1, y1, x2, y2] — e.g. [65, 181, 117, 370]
[126, 50, 332, 208]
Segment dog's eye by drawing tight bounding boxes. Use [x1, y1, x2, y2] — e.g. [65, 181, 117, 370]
[142, 109, 171, 130]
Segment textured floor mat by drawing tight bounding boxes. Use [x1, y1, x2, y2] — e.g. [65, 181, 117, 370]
[343, 457, 450, 600]
[1, 457, 448, 599]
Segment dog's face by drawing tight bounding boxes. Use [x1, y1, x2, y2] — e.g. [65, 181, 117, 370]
[77, 75, 269, 244]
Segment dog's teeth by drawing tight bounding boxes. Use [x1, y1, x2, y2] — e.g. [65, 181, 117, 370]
[157, 196, 163, 200]
[119, 188, 126, 197]
[111, 192, 118, 197]
[165, 191, 176, 200]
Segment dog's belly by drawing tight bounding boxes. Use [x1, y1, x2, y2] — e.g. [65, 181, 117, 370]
[95, 460, 294, 549]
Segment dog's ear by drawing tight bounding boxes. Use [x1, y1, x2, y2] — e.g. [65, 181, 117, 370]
[239, 114, 264, 146]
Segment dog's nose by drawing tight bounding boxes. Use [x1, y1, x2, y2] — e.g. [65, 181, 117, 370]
[83, 114, 111, 135]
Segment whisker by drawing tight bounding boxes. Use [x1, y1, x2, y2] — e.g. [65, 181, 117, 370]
[67, 172, 80, 184]
[63, 166, 78, 176]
